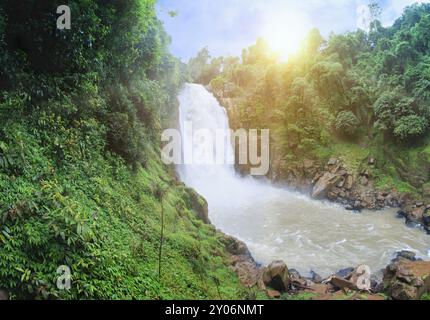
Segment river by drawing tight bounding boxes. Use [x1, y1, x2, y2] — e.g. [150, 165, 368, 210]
[177, 83, 430, 277]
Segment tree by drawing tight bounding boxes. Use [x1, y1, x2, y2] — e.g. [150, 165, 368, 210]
[335, 111, 359, 136]
[152, 182, 167, 280]
[188, 47, 211, 83]
[394, 115, 428, 140]
[303, 29, 324, 56]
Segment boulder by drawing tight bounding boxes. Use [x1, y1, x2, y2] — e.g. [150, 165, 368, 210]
[348, 265, 374, 291]
[327, 158, 338, 166]
[344, 175, 354, 190]
[185, 187, 210, 224]
[396, 210, 407, 219]
[267, 289, 281, 299]
[330, 163, 343, 174]
[310, 271, 323, 283]
[385, 193, 399, 207]
[394, 250, 418, 262]
[388, 281, 420, 300]
[423, 208, 430, 227]
[261, 261, 290, 292]
[312, 172, 323, 184]
[360, 176, 369, 186]
[337, 178, 346, 188]
[335, 267, 354, 279]
[383, 260, 430, 300]
[289, 269, 309, 290]
[345, 204, 355, 211]
[410, 207, 424, 222]
[311, 172, 344, 199]
[370, 269, 385, 293]
[353, 201, 363, 210]
[361, 194, 376, 209]
[327, 265, 376, 293]
[231, 258, 262, 288]
[305, 283, 329, 296]
[223, 235, 261, 288]
[329, 276, 357, 292]
[222, 235, 251, 257]
[376, 194, 385, 202]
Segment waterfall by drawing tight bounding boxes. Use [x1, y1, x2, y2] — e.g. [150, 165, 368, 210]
[177, 83, 235, 182]
[176, 83, 429, 277]
[177, 83, 266, 205]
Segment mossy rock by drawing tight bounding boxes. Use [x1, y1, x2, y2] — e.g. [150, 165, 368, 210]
[183, 187, 210, 224]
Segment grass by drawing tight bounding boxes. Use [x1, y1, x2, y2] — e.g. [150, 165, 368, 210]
[422, 145, 430, 162]
[329, 143, 370, 172]
[310, 142, 369, 172]
[281, 292, 316, 300]
[374, 171, 419, 195]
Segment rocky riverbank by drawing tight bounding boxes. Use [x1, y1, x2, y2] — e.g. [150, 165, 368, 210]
[270, 156, 430, 234]
[214, 154, 430, 300]
[223, 235, 430, 300]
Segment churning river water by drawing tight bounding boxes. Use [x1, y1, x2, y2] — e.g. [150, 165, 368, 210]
[177, 83, 430, 277]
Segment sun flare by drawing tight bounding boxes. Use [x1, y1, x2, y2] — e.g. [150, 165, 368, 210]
[262, 11, 311, 61]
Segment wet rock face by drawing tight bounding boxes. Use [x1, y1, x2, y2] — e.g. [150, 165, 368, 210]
[311, 172, 345, 199]
[394, 250, 421, 262]
[222, 235, 251, 257]
[261, 261, 290, 292]
[383, 258, 430, 300]
[223, 235, 262, 288]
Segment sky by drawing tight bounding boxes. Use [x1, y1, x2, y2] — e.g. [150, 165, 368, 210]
[157, 0, 430, 61]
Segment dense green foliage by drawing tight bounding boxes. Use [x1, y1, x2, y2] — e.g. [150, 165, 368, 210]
[0, 0, 244, 299]
[187, 47, 224, 86]
[196, 3, 430, 196]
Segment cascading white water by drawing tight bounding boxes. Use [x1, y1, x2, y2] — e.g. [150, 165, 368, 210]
[177, 83, 430, 277]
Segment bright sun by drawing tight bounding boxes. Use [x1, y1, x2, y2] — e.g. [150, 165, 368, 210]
[262, 11, 311, 61]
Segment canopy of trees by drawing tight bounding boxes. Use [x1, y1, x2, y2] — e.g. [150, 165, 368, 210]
[191, 3, 430, 155]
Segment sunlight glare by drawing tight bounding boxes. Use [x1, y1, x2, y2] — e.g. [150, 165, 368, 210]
[262, 11, 311, 61]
